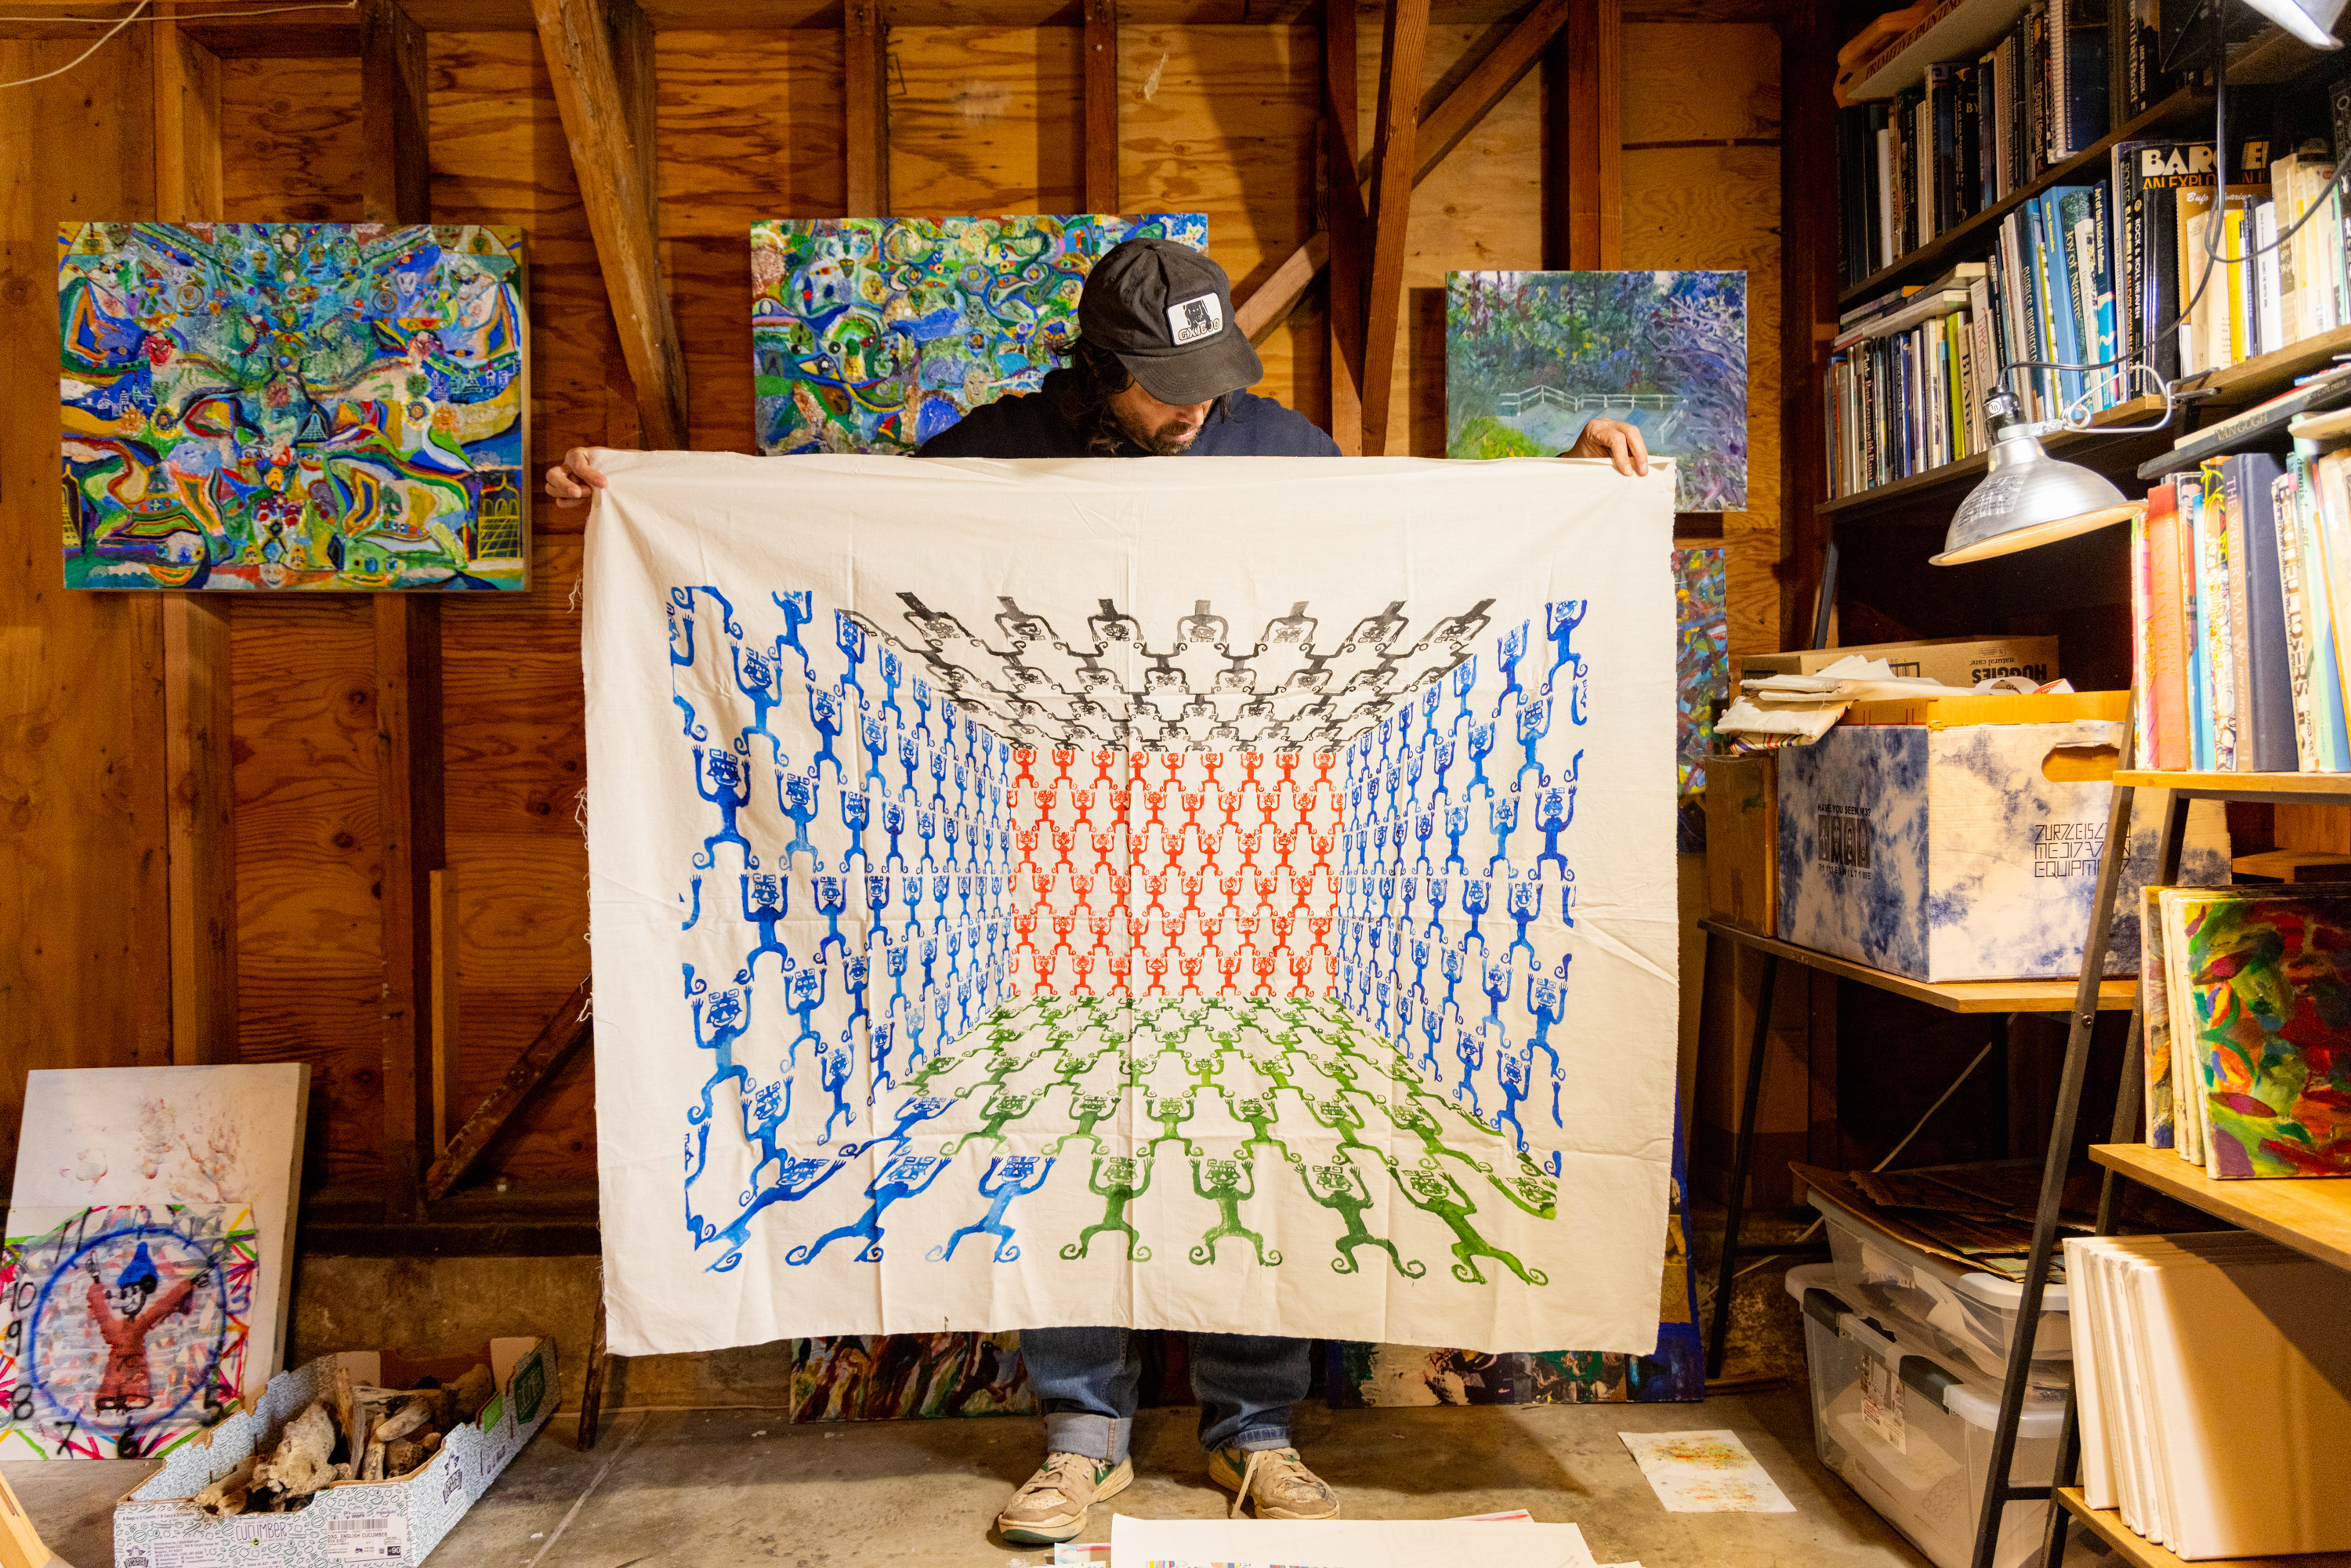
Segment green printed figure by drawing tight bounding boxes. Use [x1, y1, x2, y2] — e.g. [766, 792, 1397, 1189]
[944, 1087, 1045, 1153]
[1062, 1155, 1153, 1261]
[1226, 1093, 1289, 1160]
[1190, 1157, 1281, 1266]
[1243, 1045, 1308, 1100]
[1142, 1088, 1199, 1156]
[1377, 1096, 1494, 1175]
[1291, 1157, 1425, 1278]
[1311, 1050, 1379, 1104]
[1393, 1165, 1547, 1286]
[1051, 1088, 1123, 1153]
[1303, 1094, 1386, 1164]
[1485, 1164, 1559, 1219]
[1176, 1045, 1225, 1089]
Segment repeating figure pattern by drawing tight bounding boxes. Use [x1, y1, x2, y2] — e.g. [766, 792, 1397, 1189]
[661, 582, 1595, 1278]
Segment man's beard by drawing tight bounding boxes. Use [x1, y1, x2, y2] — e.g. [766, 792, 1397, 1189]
[1118, 407, 1203, 455]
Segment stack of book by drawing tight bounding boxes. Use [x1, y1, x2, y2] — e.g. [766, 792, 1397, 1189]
[1834, 0, 2132, 282]
[2139, 884, 2351, 1178]
[2129, 442, 2351, 774]
[2066, 1229, 2351, 1557]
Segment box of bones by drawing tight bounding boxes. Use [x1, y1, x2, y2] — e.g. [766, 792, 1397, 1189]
[114, 1338, 556, 1568]
[1774, 692, 2230, 981]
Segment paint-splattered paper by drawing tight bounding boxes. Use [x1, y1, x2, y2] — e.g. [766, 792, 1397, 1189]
[1673, 549, 1726, 801]
[2172, 888, 2351, 1178]
[1108, 1515, 1602, 1568]
[59, 222, 528, 591]
[1, 1065, 307, 1458]
[584, 452, 1680, 1357]
[1447, 272, 1748, 512]
[749, 214, 1207, 455]
[1619, 1429, 1795, 1513]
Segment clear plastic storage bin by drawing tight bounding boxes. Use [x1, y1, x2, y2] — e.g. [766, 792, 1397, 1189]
[1808, 1180, 2070, 1378]
[1788, 1262, 2063, 1568]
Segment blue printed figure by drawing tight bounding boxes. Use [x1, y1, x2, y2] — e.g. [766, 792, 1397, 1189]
[785, 1153, 951, 1266]
[840, 951, 871, 1048]
[773, 589, 816, 683]
[807, 686, 846, 782]
[868, 1091, 952, 1153]
[928, 1155, 1055, 1262]
[777, 768, 822, 871]
[910, 675, 934, 741]
[1512, 690, 1554, 792]
[1494, 621, 1530, 714]
[1419, 999, 1448, 1081]
[817, 1041, 857, 1146]
[839, 789, 871, 870]
[1545, 599, 1590, 725]
[1534, 760, 1581, 889]
[698, 1151, 853, 1269]
[1464, 718, 1498, 798]
[835, 611, 867, 708]
[1527, 958, 1571, 1126]
[1505, 876, 1543, 967]
[732, 642, 791, 764]
[692, 741, 756, 872]
[880, 800, 907, 869]
[860, 712, 890, 789]
[741, 870, 792, 977]
[785, 963, 828, 1069]
[1454, 1014, 1485, 1116]
[1424, 867, 1451, 938]
[1414, 807, 1437, 870]
[1495, 1040, 1534, 1152]
[1429, 734, 1458, 804]
[812, 876, 850, 961]
[1462, 876, 1492, 951]
[878, 646, 905, 727]
[868, 1017, 898, 1096]
[1485, 794, 1520, 875]
[1447, 657, 1481, 737]
[666, 588, 710, 741]
[898, 732, 922, 797]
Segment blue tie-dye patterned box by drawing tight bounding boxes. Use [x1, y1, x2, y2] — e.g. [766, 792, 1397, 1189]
[1775, 694, 2230, 982]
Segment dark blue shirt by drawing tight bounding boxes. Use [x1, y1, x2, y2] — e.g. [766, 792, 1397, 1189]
[914, 368, 1340, 459]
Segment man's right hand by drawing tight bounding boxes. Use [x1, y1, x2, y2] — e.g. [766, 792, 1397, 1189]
[545, 447, 610, 508]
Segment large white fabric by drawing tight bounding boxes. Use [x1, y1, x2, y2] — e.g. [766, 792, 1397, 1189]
[584, 452, 1679, 1358]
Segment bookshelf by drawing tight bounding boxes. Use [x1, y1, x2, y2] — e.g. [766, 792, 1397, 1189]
[2113, 768, 2351, 803]
[1820, 394, 2170, 517]
[2090, 1143, 2351, 1271]
[2057, 1489, 2351, 1568]
[1698, 919, 2137, 1012]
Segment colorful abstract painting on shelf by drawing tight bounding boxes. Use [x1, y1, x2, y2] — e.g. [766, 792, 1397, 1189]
[749, 213, 1208, 455]
[59, 222, 529, 592]
[1447, 270, 1748, 512]
[1675, 547, 1728, 801]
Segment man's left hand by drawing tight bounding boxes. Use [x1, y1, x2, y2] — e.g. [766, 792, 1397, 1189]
[1563, 418, 1650, 477]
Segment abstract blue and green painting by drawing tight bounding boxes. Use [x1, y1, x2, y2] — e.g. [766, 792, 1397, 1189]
[1447, 270, 1748, 512]
[60, 222, 528, 591]
[750, 213, 1208, 455]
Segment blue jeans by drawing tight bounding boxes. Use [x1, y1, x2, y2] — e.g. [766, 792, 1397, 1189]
[1020, 1327, 1311, 1462]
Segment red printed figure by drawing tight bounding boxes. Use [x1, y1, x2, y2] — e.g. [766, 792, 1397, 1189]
[85, 1245, 202, 1416]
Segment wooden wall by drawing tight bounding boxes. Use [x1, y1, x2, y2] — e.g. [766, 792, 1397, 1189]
[0, 2, 1791, 1222]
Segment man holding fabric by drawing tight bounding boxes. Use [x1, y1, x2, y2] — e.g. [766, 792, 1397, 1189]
[545, 236, 1649, 1545]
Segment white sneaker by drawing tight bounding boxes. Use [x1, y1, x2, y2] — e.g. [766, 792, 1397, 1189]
[997, 1450, 1134, 1544]
[1209, 1444, 1339, 1520]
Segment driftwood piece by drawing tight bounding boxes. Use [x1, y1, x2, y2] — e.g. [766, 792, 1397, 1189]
[253, 1400, 339, 1499]
[385, 1438, 428, 1477]
[360, 1440, 386, 1483]
[333, 1363, 357, 1462]
[194, 1457, 258, 1518]
[451, 1364, 494, 1421]
[373, 1394, 434, 1446]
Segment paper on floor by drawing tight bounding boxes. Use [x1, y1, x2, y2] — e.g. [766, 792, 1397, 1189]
[1107, 1515, 1599, 1567]
[1618, 1430, 1795, 1513]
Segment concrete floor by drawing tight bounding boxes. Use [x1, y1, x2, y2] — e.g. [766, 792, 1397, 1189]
[5, 1388, 1939, 1568]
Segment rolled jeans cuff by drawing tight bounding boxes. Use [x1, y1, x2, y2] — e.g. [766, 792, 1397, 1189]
[1223, 1422, 1292, 1454]
[1044, 1411, 1132, 1465]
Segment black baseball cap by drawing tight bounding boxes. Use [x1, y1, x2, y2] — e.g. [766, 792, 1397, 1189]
[1078, 237, 1262, 405]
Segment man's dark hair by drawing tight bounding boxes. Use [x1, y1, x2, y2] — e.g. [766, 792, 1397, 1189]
[1049, 339, 1230, 456]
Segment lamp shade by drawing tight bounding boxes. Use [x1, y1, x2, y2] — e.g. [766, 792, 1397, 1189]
[1930, 422, 2142, 565]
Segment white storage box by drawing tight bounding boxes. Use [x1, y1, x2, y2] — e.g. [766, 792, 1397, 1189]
[1788, 1262, 2063, 1568]
[1774, 692, 2230, 980]
[115, 1338, 556, 1568]
[1807, 1180, 2070, 1382]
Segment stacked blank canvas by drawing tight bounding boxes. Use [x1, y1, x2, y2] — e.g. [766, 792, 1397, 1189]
[2066, 1232, 2351, 1559]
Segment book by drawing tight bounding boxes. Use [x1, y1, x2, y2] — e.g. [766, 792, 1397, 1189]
[2180, 472, 2213, 770]
[2216, 458, 2259, 770]
[2193, 468, 2240, 770]
[2139, 885, 2175, 1150]
[2145, 481, 2193, 770]
[2288, 449, 2351, 770]
[2226, 452, 2298, 773]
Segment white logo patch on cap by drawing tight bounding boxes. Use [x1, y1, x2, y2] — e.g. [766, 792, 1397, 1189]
[1166, 292, 1223, 346]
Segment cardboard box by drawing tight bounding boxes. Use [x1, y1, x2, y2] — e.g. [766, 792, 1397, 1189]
[1704, 751, 1777, 934]
[114, 1338, 556, 1568]
[1736, 636, 2062, 691]
[1776, 692, 2232, 981]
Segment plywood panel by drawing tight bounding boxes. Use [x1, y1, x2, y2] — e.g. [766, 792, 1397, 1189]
[656, 29, 844, 452]
[231, 600, 386, 1185]
[219, 56, 366, 222]
[1119, 24, 1320, 428]
[431, 31, 618, 529]
[890, 26, 1083, 215]
[0, 34, 171, 1194]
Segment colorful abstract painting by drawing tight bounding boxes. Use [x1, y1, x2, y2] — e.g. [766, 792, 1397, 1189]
[59, 222, 528, 591]
[1675, 548, 1727, 801]
[789, 1332, 1032, 1421]
[0, 1205, 256, 1459]
[2178, 889, 2351, 1178]
[1447, 271, 1748, 512]
[749, 213, 1207, 455]
[585, 453, 1682, 1359]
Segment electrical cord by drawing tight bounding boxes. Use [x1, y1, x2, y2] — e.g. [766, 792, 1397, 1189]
[0, 0, 357, 89]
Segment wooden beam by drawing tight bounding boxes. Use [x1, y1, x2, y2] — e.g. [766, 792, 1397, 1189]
[1358, 0, 1431, 457]
[429, 867, 461, 1150]
[1782, 0, 1837, 650]
[375, 598, 447, 1222]
[1237, 0, 1565, 353]
[359, 0, 429, 225]
[534, 0, 690, 449]
[1235, 231, 1328, 343]
[1082, 0, 1118, 212]
[157, 5, 236, 1069]
[1546, 0, 1621, 269]
[1324, 0, 1363, 454]
[423, 976, 592, 1203]
[1412, 0, 1567, 184]
[164, 601, 237, 1066]
[845, 0, 890, 215]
